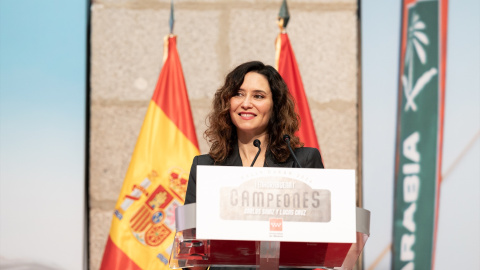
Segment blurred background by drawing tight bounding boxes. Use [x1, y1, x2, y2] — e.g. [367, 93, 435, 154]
[0, 0, 478, 269]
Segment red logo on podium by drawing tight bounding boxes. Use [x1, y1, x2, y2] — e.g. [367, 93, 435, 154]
[269, 218, 283, 231]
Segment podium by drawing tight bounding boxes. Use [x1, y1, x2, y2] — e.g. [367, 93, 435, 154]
[170, 204, 369, 269]
[170, 166, 370, 270]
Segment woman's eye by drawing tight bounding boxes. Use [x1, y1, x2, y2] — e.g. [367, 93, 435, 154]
[254, 94, 264, 99]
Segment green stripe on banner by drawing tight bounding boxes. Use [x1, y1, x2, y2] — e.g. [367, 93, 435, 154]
[392, 0, 445, 269]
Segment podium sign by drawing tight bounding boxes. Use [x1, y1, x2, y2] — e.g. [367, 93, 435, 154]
[196, 166, 356, 243]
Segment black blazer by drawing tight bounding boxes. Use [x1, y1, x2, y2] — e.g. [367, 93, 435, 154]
[184, 146, 323, 204]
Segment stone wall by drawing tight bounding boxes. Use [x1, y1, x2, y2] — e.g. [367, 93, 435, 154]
[89, 0, 359, 269]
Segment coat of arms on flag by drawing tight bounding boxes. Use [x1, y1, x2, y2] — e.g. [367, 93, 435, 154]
[112, 169, 188, 249]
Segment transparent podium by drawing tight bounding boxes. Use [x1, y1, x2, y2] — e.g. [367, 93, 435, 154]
[169, 203, 370, 270]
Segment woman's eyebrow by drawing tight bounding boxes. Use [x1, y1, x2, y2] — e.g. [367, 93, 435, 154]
[252, 89, 268, 94]
[236, 88, 269, 94]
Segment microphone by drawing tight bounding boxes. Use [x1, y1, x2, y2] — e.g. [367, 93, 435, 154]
[283, 135, 302, 168]
[250, 139, 261, 167]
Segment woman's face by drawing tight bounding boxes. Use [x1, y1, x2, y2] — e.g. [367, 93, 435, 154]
[229, 72, 273, 138]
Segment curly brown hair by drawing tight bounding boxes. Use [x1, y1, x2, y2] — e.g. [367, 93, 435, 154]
[205, 61, 303, 163]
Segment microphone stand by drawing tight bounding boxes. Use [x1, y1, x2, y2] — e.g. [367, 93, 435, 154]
[250, 139, 261, 167]
[283, 135, 302, 168]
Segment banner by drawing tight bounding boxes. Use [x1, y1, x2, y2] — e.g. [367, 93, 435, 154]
[276, 33, 322, 157]
[196, 166, 356, 243]
[100, 35, 200, 270]
[392, 0, 447, 269]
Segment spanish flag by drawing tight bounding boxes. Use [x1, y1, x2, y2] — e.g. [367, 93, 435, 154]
[100, 35, 199, 270]
[275, 1, 320, 158]
[276, 31, 322, 160]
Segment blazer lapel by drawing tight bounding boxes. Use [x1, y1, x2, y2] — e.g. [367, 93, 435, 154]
[264, 150, 295, 168]
[221, 143, 243, 166]
[221, 144, 295, 168]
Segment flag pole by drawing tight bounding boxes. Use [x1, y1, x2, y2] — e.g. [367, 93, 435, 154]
[275, 0, 289, 69]
[164, 0, 175, 64]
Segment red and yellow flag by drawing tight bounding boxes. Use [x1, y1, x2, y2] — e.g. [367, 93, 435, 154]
[276, 32, 323, 161]
[100, 35, 199, 270]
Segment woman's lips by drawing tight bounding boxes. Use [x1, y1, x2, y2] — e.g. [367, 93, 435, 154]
[239, 112, 256, 119]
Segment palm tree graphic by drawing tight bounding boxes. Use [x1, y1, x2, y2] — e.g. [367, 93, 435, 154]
[402, 13, 438, 112]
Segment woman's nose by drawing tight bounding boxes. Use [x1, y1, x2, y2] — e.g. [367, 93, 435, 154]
[241, 96, 253, 108]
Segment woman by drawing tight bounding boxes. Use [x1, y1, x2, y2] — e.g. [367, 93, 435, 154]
[185, 60, 323, 203]
[183, 61, 323, 269]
